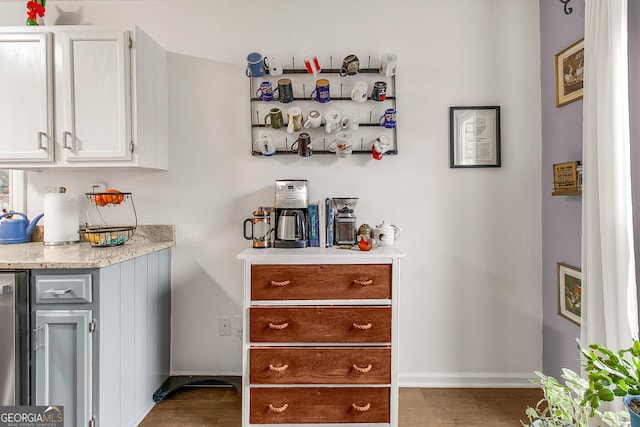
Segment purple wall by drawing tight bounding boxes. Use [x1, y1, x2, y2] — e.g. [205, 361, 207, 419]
[540, 0, 640, 378]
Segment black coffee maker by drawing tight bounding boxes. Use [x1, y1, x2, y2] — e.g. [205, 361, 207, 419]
[273, 179, 309, 248]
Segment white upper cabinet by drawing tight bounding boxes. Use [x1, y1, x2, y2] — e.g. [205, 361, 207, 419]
[0, 26, 168, 170]
[0, 32, 54, 163]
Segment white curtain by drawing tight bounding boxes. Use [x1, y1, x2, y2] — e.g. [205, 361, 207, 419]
[581, 0, 638, 381]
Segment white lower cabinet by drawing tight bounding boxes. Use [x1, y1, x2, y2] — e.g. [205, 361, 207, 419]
[31, 249, 172, 427]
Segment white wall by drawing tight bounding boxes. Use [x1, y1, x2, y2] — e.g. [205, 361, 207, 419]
[0, 0, 542, 386]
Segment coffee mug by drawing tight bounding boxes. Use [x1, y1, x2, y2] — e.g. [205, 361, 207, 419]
[291, 133, 312, 157]
[324, 110, 342, 134]
[310, 79, 331, 103]
[379, 53, 397, 77]
[350, 81, 368, 102]
[304, 110, 322, 129]
[342, 111, 359, 131]
[371, 81, 387, 101]
[379, 108, 396, 129]
[264, 54, 283, 76]
[340, 54, 359, 77]
[372, 135, 391, 160]
[273, 78, 294, 103]
[254, 132, 276, 156]
[304, 55, 322, 77]
[256, 81, 273, 101]
[286, 107, 303, 134]
[264, 107, 284, 129]
[329, 131, 353, 158]
[246, 52, 266, 77]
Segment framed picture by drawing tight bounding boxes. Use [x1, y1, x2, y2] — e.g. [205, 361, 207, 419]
[449, 106, 501, 168]
[558, 262, 582, 326]
[555, 38, 584, 107]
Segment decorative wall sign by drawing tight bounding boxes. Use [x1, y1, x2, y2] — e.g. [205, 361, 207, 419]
[449, 106, 501, 168]
[558, 262, 581, 326]
[555, 39, 584, 107]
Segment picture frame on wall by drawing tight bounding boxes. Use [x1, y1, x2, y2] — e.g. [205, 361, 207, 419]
[558, 262, 582, 326]
[449, 106, 501, 168]
[555, 38, 584, 107]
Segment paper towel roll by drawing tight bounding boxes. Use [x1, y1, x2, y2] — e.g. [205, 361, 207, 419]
[44, 192, 80, 244]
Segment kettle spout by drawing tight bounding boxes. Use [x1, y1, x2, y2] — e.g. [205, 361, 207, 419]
[26, 213, 44, 237]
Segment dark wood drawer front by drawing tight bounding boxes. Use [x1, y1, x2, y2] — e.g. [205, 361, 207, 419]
[251, 264, 392, 300]
[250, 387, 390, 424]
[250, 347, 391, 384]
[250, 306, 391, 343]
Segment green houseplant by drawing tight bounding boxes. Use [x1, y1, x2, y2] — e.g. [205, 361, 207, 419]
[581, 340, 640, 427]
[521, 368, 629, 427]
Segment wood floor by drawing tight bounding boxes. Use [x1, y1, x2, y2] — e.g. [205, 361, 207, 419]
[139, 386, 542, 426]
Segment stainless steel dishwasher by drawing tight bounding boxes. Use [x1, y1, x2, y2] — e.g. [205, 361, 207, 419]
[0, 271, 30, 405]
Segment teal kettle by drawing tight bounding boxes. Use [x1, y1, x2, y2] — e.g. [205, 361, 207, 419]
[0, 212, 44, 244]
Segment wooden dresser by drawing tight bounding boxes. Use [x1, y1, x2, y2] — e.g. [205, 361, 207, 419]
[237, 247, 405, 427]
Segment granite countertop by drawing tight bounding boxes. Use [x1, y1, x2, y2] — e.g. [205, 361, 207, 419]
[0, 225, 175, 269]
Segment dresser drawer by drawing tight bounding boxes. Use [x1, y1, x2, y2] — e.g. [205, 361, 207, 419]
[250, 387, 390, 424]
[251, 264, 391, 300]
[250, 347, 391, 384]
[250, 306, 391, 343]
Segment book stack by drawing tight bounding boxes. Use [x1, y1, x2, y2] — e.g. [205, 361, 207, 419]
[307, 199, 335, 247]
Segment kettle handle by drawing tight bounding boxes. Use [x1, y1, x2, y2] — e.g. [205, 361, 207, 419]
[391, 225, 402, 240]
[0, 212, 26, 221]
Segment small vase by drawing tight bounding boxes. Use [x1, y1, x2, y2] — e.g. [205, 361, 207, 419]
[625, 395, 640, 427]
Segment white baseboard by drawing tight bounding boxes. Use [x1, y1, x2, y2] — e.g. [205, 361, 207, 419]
[399, 372, 538, 388]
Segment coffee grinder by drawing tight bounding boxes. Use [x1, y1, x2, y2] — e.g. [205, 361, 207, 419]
[332, 198, 359, 246]
[274, 179, 309, 248]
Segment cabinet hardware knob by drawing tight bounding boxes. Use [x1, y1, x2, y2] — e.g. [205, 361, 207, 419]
[268, 364, 289, 372]
[268, 403, 289, 413]
[268, 322, 289, 330]
[37, 132, 48, 150]
[352, 364, 373, 373]
[351, 402, 371, 412]
[353, 279, 373, 286]
[352, 322, 372, 330]
[270, 280, 290, 287]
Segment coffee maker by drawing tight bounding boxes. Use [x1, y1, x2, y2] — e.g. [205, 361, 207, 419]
[274, 179, 309, 248]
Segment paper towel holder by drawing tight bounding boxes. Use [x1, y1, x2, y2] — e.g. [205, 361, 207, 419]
[43, 186, 81, 246]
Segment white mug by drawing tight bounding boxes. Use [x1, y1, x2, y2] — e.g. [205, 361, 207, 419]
[372, 135, 391, 160]
[304, 55, 322, 77]
[329, 131, 353, 158]
[324, 110, 342, 134]
[254, 133, 276, 156]
[341, 111, 359, 131]
[379, 53, 397, 77]
[350, 81, 368, 103]
[304, 110, 322, 129]
[264, 54, 283, 76]
[286, 107, 303, 134]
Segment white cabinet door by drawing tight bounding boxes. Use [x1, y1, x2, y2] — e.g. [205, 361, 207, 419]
[57, 30, 132, 163]
[0, 32, 54, 162]
[34, 309, 92, 427]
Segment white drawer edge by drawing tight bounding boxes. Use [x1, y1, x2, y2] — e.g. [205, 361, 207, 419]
[250, 299, 392, 306]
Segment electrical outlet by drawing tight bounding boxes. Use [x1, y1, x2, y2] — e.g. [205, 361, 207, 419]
[219, 317, 231, 336]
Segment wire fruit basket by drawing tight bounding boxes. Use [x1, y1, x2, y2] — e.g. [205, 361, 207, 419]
[79, 191, 138, 247]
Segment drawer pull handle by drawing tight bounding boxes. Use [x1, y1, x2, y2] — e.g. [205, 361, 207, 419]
[268, 322, 289, 330]
[352, 364, 373, 373]
[268, 403, 289, 413]
[351, 403, 371, 412]
[353, 279, 373, 286]
[268, 364, 289, 372]
[270, 280, 290, 287]
[352, 322, 372, 330]
[44, 288, 72, 295]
